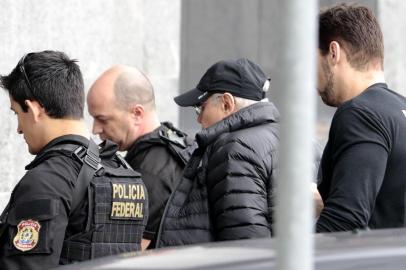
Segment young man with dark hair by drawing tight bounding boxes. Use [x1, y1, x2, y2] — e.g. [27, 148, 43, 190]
[316, 4, 406, 232]
[0, 51, 147, 269]
[3, 52, 85, 120]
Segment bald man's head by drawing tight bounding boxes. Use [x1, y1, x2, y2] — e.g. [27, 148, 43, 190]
[89, 65, 156, 112]
[114, 67, 156, 111]
[87, 65, 159, 150]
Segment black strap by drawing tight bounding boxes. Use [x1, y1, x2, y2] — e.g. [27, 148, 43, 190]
[103, 166, 140, 177]
[70, 139, 102, 215]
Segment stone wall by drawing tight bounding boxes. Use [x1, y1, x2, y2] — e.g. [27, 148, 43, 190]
[379, 0, 406, 96]
[0, 0, 180, 211]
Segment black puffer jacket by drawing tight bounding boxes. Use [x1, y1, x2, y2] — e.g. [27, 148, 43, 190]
[156, 102, 280, 247]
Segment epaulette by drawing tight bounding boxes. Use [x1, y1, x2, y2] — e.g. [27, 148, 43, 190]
[159, 122, 189, 148]
[159, 128, 187, 148]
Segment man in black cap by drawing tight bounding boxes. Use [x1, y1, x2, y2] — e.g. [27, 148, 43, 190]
[155, 58, 280, 247]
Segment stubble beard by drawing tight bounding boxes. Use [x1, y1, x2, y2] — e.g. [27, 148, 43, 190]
[320, 62, 339, 107]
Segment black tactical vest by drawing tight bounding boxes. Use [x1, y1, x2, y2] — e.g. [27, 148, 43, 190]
[43, 139, 148, 263]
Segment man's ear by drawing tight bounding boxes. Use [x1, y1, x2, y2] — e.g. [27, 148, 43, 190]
[329, 41, 341, 65]
[221, 93, 236, 114]
[131, 104, 145, 124]
[25, 100, 45, 122]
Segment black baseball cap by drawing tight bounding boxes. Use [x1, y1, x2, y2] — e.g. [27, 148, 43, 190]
[174, 58, 270, 107]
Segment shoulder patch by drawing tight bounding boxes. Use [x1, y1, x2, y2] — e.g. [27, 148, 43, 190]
[13, 219, 41, 252]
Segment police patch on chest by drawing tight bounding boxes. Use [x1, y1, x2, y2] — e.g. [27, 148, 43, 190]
[13, 219, 41, 252]
[110, 183, 146, 220]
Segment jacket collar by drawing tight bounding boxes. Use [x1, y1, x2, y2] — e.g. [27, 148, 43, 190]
[196, 101, 279, 148]
[125, 125, 164, 163]
[26, 134, 89, 169]
[126, 122, 190, 159]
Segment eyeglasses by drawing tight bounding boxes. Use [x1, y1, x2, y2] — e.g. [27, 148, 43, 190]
[17, 54, 45, 108]
[194, 104, 204, 115]
[194, 94, 223, 115]
[19, 54, 33, 90]
[18, 54, 35, 99]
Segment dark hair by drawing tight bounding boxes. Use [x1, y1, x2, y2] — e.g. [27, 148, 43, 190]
[319, 3, 384, 70]
[0, 50, 84, 119]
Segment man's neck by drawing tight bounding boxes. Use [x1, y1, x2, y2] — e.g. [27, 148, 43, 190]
[136, 112, 161, 139]
[339, 68, 385, 105]
[43, 118, 89, 144]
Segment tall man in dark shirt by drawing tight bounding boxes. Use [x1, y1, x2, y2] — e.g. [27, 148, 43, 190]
[88, 65, 192, 249]
[316, 4, 406, 232]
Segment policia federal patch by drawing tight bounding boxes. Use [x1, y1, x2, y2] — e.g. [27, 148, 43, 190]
[13, 219, 41, 252]
[110, 183, 146, 220]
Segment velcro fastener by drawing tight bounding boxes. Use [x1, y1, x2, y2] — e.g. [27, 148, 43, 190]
[7, 199, 59, 225]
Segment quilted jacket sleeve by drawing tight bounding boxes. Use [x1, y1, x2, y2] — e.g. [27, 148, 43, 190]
[206, 139, 271, 241]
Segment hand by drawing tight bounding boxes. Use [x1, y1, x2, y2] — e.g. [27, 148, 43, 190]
[311, 183, 324, 217]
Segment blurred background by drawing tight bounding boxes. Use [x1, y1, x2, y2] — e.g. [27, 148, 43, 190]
[0, 0, 405, 211]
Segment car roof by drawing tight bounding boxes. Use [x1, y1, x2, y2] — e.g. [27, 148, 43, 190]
[56, 228, 406, 270]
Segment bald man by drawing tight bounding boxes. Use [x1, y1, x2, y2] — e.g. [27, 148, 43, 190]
[87, 65, 193, 249]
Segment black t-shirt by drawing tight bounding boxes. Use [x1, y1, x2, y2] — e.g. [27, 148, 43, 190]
[0, 135, 87, 270]
[317, 83, 406, 232]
